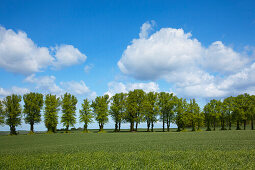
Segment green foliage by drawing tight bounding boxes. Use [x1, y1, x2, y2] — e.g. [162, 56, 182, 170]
[110, 93, 126, 132]
[23, 92, 44, 132]
[174, 98, 188, 131]
[44, 94, 60, 133]
[142, 92, 159, 132]
[3, 94, 22, 135]
[61, 93, 78, 132]
[0, 101, 4, 125]
[158, 92, 176, 132]
[79, 98, 93, 132]
[0, 131, 254, 169]
[91, 94, 110, 131]
[125, 90, 137, 131]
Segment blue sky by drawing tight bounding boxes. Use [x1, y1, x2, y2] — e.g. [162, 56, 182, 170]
[0, 0, 255, 131]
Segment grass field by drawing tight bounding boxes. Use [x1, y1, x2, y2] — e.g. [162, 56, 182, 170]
[0, 130, 255, 169]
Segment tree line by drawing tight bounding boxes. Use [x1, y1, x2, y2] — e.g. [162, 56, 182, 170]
[0, 90, 254, 135]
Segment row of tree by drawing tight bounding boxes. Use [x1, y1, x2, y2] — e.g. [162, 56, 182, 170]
[0, 90, 254, 135]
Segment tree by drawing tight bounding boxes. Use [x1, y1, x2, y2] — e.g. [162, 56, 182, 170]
[142, 92, 159, 132]
[203, 103, 212, 131]
[79, 99, 93, 132]
[23, 92, 44, 133]
[223, 96, 234, 130]
[61, 93, 78, 132]
[134, 89, 145, 131]
[233, 94, 246, 130]
[175, 98, 188, 131]
[249, 95, 255, 130]
[91, 94, 110, 132]
[217, 100, 227, 130]
[187, 99, 200, 131]
[125, 90, 137, 132]
[208, 99, 220, 131]
[3, 94, 22, 135]
[0, 100, 4, 125]
[110, 93, 126, 132]
[44, 94, 61, 133]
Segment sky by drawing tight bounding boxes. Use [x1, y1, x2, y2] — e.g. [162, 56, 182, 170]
[0, 0, 255, 131]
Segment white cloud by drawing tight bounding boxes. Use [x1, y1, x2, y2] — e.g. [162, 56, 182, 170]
[52, 45, 87, 69]
[139, 20, 156, 39]
[203, 41, 249, 74]
[0, 26, 87, 75]
[25, 74, 96, 99]
[105, 81, 159, 98]
[0, 26, 53, 74]
[118, 27, 203, 80]
[118, 21, 254, 98]
[84, 64, 94, 73]
[0, 86, 29, 98]
[60, 80, 91, 95]
[25, 74, 63, 95]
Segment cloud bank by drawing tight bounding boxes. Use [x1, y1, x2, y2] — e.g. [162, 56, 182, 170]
[0, 26, 86, 75]
[118, 21, 254, 98]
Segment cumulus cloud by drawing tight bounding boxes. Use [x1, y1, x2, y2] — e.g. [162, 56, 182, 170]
[52, 45, 87, 69]
[24, 74, 96, 99]
[118, 21, 254, 98]
[24, 74, 63, 94]
[0, 86, 29, 98]
[105, 81, 159, 98]
[60, 80, 91, 95]
[0, 26, 87, 75]
[0, 26, 53, 74]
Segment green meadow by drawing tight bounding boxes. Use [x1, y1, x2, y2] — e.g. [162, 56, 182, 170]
[0, 130, 255, 169]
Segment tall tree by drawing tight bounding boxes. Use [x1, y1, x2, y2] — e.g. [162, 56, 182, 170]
[79, 99, 93, 132]
[249, 95, 255, 130]
[187, 99, 200, 131]
[125, 90, 137, 131]
[142, 92, 159, 132]
[175, 98, 188, 131]
[134, 89, 145, 131]
[44, 94, 61, 133]
[61, 93, 78, 132]
[0, 100, 4, 125]
[223, 96, 234, 130]
[3, 94, 22, 135]
[209, 99, 220, 131]
[110, 93, 126, 132]
[233, 95, 246, 130]
[91, 94, 110, 132]
[203, 103, 212, 131]
[23, 92, 44, 133]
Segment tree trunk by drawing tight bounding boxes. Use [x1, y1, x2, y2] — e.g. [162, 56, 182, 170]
[10, 125, 17, 135]
[147, 120, 150, 132]
[163, 116, 165, 132]
[206, 119, 211, 131]
[221, 119, 226, 130]
[167, 118, 170, 132]
[244, 120, 246, 130]
[118, 122, 121, 132]
[177, 126, 181, 132]
[99, 123, 104, 131]
[30, 122, 34, 133]
[251, 118, 254, 130]
[84, 123, 88, 132]
[114, 122, 118, 132]
[130, 121, 134, 132]
[192, 120, 195, 131]
[213, 118, 216, 131]
[236, 120, 241, 130]
[66, 125, 69, 132]
[135, 122, 138, 132]
[229, 120, 231, 130]
[151, 122, 154, 132]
